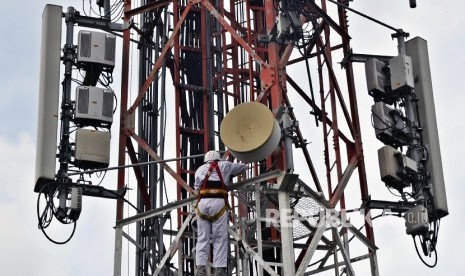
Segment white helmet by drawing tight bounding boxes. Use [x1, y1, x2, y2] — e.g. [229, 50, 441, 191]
[204, 150, 221, 162]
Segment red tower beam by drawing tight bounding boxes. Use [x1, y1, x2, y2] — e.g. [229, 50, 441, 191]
[113, 0, 380, 274]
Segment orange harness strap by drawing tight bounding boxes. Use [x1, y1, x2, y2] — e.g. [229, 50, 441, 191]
[198, 161, 227, 200]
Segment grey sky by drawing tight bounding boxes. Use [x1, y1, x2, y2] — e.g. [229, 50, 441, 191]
[1, 0, 464, 275]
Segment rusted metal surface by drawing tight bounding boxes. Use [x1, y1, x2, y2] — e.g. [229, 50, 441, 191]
[124, 0, 173, 17]
[128, 3, 193, 114]
[131, 133, 193, 194]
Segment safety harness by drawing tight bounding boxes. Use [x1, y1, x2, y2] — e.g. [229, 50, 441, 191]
[196, 161, 229, 222]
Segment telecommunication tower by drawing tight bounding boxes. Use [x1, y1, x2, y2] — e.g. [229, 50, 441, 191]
[35, 0, 447, 275]
[114, 0, 380, 274]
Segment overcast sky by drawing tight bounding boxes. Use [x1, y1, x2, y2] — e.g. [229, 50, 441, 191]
[1, 0, 464, 275]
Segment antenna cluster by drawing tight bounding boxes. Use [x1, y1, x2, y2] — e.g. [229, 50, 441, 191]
[35, 5, 123, 244]
[364, 35, 447, 267]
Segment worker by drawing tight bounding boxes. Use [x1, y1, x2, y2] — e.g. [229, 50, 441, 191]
[194, 150, 247, 276]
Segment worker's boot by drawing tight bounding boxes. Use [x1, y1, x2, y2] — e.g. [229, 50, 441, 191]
[196, 265, 207, 276]
[214, 267, 228, 276]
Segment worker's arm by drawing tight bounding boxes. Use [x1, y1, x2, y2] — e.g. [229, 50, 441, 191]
[224, 161, 248, 177]
[194, 164, 207, 190]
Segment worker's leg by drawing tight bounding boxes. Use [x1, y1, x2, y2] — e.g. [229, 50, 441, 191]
[196, 265, 207, 276]
[211, 209, 229, 268]
[196, 215, 211, 267]
[213, 267, 227, 276]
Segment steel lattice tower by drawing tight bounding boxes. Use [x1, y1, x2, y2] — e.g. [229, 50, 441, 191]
[114, 0, 380, 275]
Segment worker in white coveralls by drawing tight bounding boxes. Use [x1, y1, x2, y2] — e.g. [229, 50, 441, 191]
[194, 150, 247, 276]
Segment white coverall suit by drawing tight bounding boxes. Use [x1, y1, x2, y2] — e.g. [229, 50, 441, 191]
[194, 160, 247, 269]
